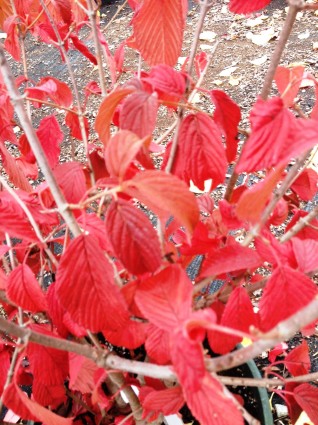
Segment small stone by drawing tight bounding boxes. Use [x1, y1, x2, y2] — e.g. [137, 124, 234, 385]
[274, 404, 288, 419]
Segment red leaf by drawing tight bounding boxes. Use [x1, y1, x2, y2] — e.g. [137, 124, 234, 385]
[217, 287, 257, 353]
[201, 243, 262, 278]
[286, 210, 318, 240]
[27, 77, 73, 108]
[184, 373, 243, 425]
[56, 234, 129, 332]
[37, 115, 63, 168]
[284, 341, 310, 377]
[6, 264, 48, 313]
[132, 0, 185, 66]
[3, 16, 20, 61]
[0, 144, 33, 192]
[27, 328, 68, 406]
[123, 170, 200, 234]
[95, 88, 135, 145]
[229, 0, 271, 14]
[65, 110, 89, 141]
[103, 319, 148, 349]
[274, 66, 304, 108]
[69, 353, 98, 393]
[105, 130, 147, 179]
[292, 237, 318, 274]
[135, 264, 193, 331]
[53, 162, 86, 204]
[294, 384, 318, 425]
[26, 79, 58, 107]
[236, 166, 284, 223]
[145, 325, 171, 364]
[2, 382, 72, 425]
[0, 349, 10, 395]
[291, 168, 318, 201]
[141, 386, 184, 421]
[70, 34, 97, 65]
[142, 65, 186, 104]
[0, 192, 37, 241]
[106, 199, 162, 275]
[120, 91, 158, 138]
[211, 90, 241, 163]
[259, 266, 317, 331]
[47, 282, 87, 338]
[178, 113, 227, 190]
[237, 98, 318, 173]
[48, 0, 72, 24]
[171, 329, 206, 392]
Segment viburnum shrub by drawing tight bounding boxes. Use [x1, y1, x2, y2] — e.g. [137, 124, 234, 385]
[0, 0, 318, 423]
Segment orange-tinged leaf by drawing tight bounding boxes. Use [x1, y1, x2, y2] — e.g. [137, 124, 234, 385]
[123, 170, 200, 233]
[95, 88, 135, 145]
[106, 199, 162, 275]
[260, 266, 317, 331]
[105, 130, 146, 179]
[56, 234, 129, 332]
[2, 382, 72, 425]
[132, 0, 185, 66]
[236, 166, 284, 223]
[135, 265, 193, 331]
[6, 264, 48, 312]
[274, 66, 304, 108]
[0, 0, 12, 29]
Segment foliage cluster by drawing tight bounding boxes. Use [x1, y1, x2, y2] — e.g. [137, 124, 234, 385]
[0, 0, 318, 424]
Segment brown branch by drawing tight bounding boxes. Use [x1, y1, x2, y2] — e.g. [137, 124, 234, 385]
[206, 296, 318, 373]
[2, 294, 318, 383]
[242, 151, 309, 247]
[260, 0, 303, 100]
[0, 46, 82, 238]
[86, 0, 107, 96]
[280, 205, 318, 242]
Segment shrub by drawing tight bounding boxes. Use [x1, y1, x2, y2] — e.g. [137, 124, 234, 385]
[0, 0, 317, 423]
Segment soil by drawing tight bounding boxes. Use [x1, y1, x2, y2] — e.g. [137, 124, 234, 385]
[3, 0, 318, 424]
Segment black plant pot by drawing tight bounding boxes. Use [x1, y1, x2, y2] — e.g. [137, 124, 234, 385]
[179, 342, 274, 425]
[219, 357, 273, 425]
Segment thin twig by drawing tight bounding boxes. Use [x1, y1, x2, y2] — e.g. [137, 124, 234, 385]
[260, 0, 303, 100]
[280, 205, 318, 242]
[0, 46, 81, 238]
[0, 175, 58, 267]
[86, 0, 107, 96]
